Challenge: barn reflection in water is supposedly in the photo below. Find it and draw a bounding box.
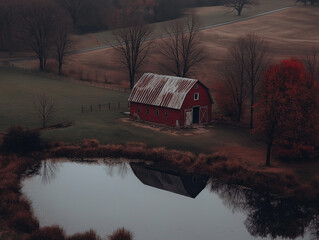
[130,163,209,198]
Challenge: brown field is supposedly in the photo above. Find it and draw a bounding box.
[66,0,294,50]
[13,6,319,94]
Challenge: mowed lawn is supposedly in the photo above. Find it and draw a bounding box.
[0,68,262,154]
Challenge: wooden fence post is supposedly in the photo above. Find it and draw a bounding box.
[108,103,111,110]
[81,106,84,112]
[90,105,93,112]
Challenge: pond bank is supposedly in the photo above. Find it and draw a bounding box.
[49,140,319,200]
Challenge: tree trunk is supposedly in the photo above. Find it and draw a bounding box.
[237,6,243,16]
[42,116,46,129]
[43,58,47,71]
[58,62,62,76]
[129,72,134,90]
[266,141,272,166]
[39,57,44,71]
[250,86,254,129]
[237,101,242,121]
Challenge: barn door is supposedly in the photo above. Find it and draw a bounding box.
[200,106,208,124]
[193,107,199,124]
[184,109,193,127]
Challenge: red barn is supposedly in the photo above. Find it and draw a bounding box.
[128,73,213,128]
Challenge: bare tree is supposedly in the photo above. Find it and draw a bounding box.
[159,13,205,78]
[222,39,249,121]
[33,93,58,128]
[304,47,319,84]
[18,0,61,71]
[223,0,258,16]
[55,14,72,76]
[112,12,153,89]
[242,33,268,129]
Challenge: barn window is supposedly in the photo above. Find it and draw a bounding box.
[165,111,168,118]
[156,109,159,116]
[146,107,149,114]
[194,84,198,89]
[194,92,199,100]
[138,106,141,113]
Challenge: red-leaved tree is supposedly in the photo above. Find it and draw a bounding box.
[256,58,319,166]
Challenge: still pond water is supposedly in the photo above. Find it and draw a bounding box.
[22,159,318,240]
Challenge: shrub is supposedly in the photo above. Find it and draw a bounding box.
[67,229,101,240]
[8,210,39,233]
[27,225,66,240]
[108,228,133,240]
[81,139,100,148]
[1,126,42,154]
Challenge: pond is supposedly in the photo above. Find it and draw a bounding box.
[22,159,319,240]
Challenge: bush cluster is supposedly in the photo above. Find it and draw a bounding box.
[108,228,133,240]
[27,227,133,240]
[0,156,39,234]
[1,126,42,155]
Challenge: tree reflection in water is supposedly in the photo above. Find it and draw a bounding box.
[104,161,129,179]
[23,160,61,184]
[41,160,61,184]
[210,179,319,240]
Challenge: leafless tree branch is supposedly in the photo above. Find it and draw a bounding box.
[304,47,319,84]
[159,12,206,78]
[222,39,249,121]
[112,11,153,89]
[32,93,58,128]
[223,0,258,16]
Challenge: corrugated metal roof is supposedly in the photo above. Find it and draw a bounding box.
[128,73,198,110]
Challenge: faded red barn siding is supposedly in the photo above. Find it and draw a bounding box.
[129,73,213,127]
[130,82,212,127]
[130,103,181,127]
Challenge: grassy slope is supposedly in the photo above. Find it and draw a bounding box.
[0,68,262,154]
[25,4,319,95]
[73,0,294,49]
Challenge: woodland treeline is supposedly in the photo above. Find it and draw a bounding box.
[0,0,223,51]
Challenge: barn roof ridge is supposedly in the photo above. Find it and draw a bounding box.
[128,73,199,110]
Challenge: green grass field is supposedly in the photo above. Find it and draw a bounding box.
[0,68,262,154]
